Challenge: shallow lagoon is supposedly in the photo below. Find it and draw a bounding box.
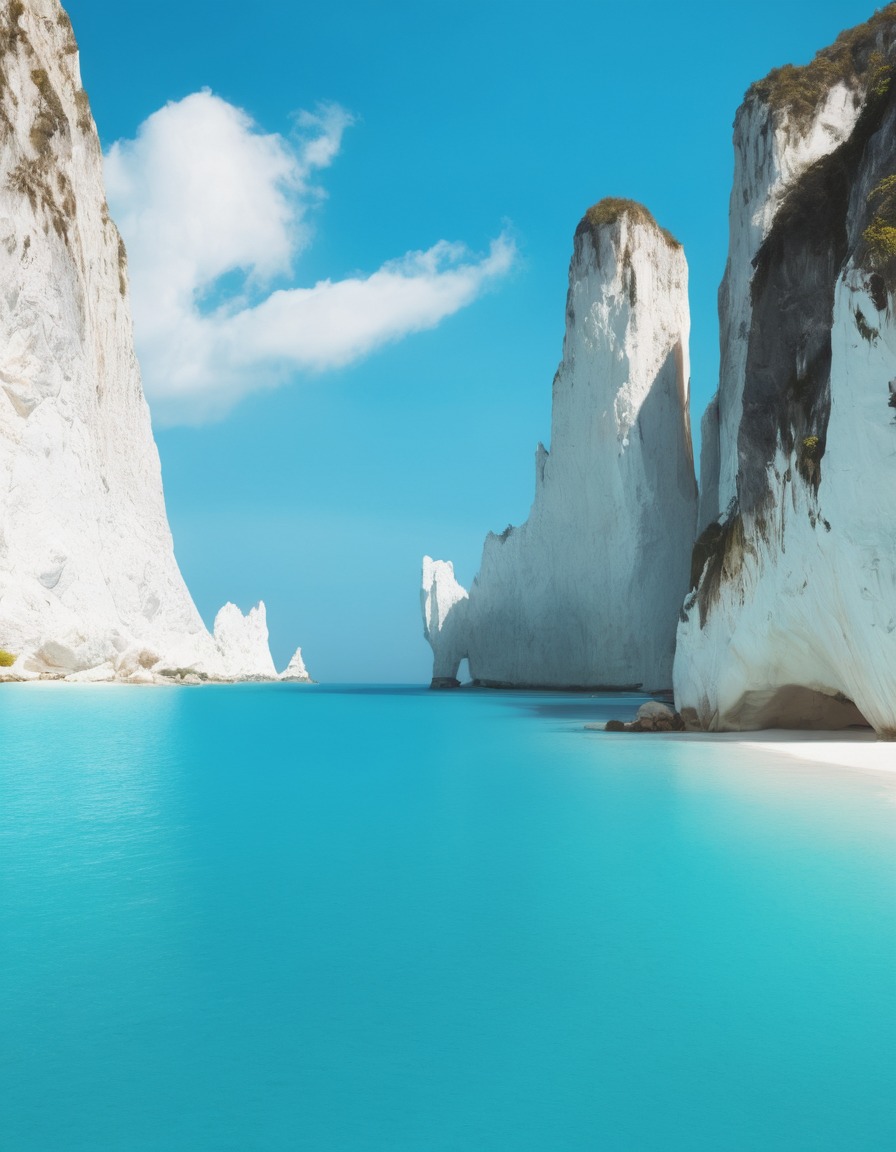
[1,684,894,1150]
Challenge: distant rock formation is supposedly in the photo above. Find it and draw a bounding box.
[675,7,896,735]
[280,646,310,682]
[211,602,277,681]
[421,557,469,688]
[422,200,697,689]
[0,0,309,683]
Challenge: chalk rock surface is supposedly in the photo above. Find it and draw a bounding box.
[212,602,278,681]
[423,200,697,689]
[675,8,896,736]
[280,647,311,682]
[0,0,306,683]
[421,557,469,688]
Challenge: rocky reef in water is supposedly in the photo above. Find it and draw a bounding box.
[423,200,698,690]
[676,6,896,736]
[0,0,309,684]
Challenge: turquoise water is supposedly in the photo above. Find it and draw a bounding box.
[1,684,894,1151]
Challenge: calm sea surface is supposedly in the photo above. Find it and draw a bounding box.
[1,684,894,1151]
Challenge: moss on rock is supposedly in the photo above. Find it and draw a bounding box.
[30,67,68,154]
[575,198,681,250]
[862,174,896,278]
[748,4,896,127]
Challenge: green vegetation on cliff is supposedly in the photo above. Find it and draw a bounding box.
[749,4,896,126]
[576,198,681,249]
[863,174,896,271]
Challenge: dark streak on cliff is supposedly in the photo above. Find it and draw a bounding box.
[739,78,896,512]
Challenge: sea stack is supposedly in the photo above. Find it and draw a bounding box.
[675,7,896,735]
[0,0,308,682]
[422,199,697,689]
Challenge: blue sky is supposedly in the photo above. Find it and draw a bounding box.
[66,0,876,682]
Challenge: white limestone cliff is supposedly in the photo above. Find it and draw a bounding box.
[423,201,697,689]
[675,8,896,736]
[0,0,308,684]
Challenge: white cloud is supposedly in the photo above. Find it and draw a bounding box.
[104,90,515,424]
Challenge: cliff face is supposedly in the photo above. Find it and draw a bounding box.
[676,7,896,735]
[423,201,697,690]
[0,0,307,682]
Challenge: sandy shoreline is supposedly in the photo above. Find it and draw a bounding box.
[677,730,895,775]
[587,724,895,776]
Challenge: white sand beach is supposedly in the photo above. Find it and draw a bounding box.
[588,723,895,776]
[678,730,895,776]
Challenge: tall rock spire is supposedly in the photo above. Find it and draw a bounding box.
[422,199,697,690]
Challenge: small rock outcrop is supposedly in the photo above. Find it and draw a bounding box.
[280,647,311,682]
[423,200,697,690]
[601,700,685,733]
[0,1,308,684]
[212,602,277,681]
[208,603,311,683]
[675,7,896,736]
[421,557,469,688]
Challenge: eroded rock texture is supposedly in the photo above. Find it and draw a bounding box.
[675,8,896,735]
[0,1,308,682]
[423,200,697,690]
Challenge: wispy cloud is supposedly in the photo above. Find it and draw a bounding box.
[104,91,515,424]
